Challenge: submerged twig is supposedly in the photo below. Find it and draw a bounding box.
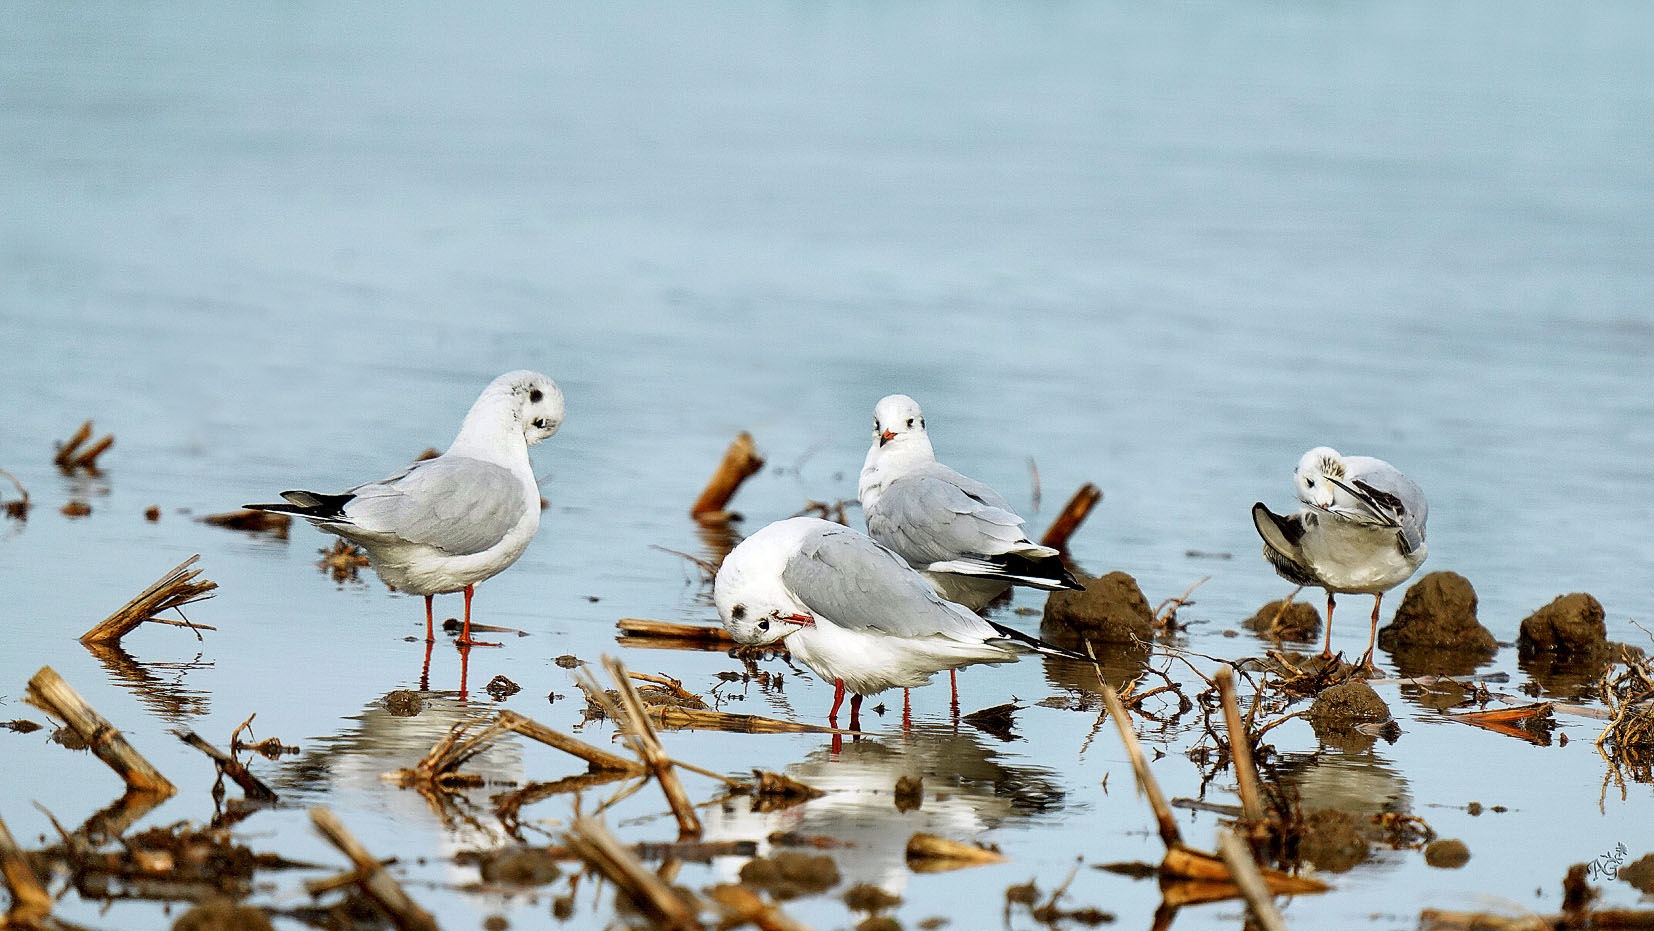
[600,656,703,838]
[564,816,704,930]
[309,807,438,931]
[0,468,29,520]
[1216,830,1291,931]
[174,730,278,802]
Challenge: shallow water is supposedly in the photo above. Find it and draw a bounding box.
[3,2,1653,929]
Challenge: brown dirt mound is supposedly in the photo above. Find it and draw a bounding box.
[1308,681,1390,726]
[1243,599,1321,642]
[1424,839,1471,868]
[1518,593,1607,657]
[1041,571,1153,644]
[1298,808,1369,872]
[1377,572,1496,651]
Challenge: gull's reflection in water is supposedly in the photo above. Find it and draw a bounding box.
[702,723,1067,894]
[274,691,525,849]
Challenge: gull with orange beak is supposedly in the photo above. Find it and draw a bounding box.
[713,517,1084,728]
[858,394,1080,612]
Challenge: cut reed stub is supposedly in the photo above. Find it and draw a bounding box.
[904,833,1008,872]
[1040,482,1102,551]
[691,431,765,522]
[79,554,218,645]
[24,666,176,797]
[310,807,439,931]
[54,419,116,472]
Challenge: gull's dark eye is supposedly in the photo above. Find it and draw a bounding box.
[906,418,914,428]
[1305,479,1315,488]
[533,418,551,429]
[529,388,544,404]
[757,618,770,632]
[731,604,746,620]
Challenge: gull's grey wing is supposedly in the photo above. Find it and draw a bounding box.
[782,524,995,641]
[865,468,1034,569]
[339,455,529,555]
[1252,503,1323,587]
[1331,456,1428,554]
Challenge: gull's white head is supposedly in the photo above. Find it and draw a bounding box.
[871,394,927,449]
[450,370,566,459]
[509,371,566,445]
[1293,446,1344,509]
[713,520,816,647]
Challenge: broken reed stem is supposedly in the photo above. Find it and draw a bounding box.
[1216,830,1292,931]
[173,730,277,802]
[310,807,438,931]
[25,666,176,797]
[1039,482,1102,550]
[1215,666,1266,825]
[690,432,765,520]
[1101,684,1181,850]
[0,810,53,923]
[71,435,115,470]
[496,710,646,776]
[565,816,704,931]
[79,554,218,645]
[53,420,93,467]
[602,657,703,839]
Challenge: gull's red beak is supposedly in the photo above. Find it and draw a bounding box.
[879,430,896,446]
[778,613,815,627]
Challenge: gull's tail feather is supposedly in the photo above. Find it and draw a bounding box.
[927,550,1083,592]
[1251,503,1321,587]
[244,490,354,520]
[986,620,1092,662]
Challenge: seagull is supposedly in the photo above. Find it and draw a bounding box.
[858,394,1081,611]
[1251,446,1428,668]
[713,516,1084,728]
[248,370,564,648]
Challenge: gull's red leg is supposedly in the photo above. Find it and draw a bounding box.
[828,679,846,724]
[1320,592,1337,659]
[849,693,863,732]
[424,595,436,643]
[456,584,501,648]
[1358,594,1384,671]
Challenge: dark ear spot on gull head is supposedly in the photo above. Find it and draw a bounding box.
[731,604,746,620]
[529,388,543,404]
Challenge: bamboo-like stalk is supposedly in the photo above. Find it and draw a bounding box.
[25,666,176,797]
[53,420,93,467]
[1215,666,1266,825]
[0,810,52,923]
[496,710,645,775]
[70,435,115,471]
[564,816,704,931]
[690,432,765,521]
[1101,684,1181,849]
[78,555,218,645]
[309,807,438,931]
[174,730,278,801]
[602,657,703,839]
[1216,830,1291,931]
[1039,482,1102,550]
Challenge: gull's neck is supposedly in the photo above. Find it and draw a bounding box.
[858,434,935,509]
[445,392,529,471]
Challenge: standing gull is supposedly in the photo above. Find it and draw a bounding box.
[713,516,1084,728]
[1251,446,1428,667]
[248,370,564,647]
[858,394,1081,611]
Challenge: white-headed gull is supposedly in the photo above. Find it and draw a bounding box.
[1252,446,1428,667]
[858,394,1080,611]
[713,516,1083,727]
[248,370,564,647]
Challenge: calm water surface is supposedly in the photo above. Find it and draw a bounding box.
[3,3,1652,929]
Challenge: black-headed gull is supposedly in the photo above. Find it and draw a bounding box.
[858,394,1080,611]
[1251,446,1428,667]
[248,370,564,647]
[713,516,1083,728]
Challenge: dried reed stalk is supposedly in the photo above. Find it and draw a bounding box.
[25,666,175,797]
[496,710,645,775]
[564,816,704,930]
[78,555,218,645]
[1215,666,1266,825]
[53,420,93,467]
[690,432,764,521]
[648,706,854,735]
[1039,482,1102,550]
[904,832,1009,872]
[0,810,52,923]
[1216,829,1291,931]
[309,807,438,931]
[602,657,702,838]
[387,716,510,788]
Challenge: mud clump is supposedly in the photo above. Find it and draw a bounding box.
[1298,808,1369,872]
[1243,599,1320,642]
[1518,593,1608,658]
[738,851,841,900]
[1377,572,1497,675]
[845,883,902,913]
[1308,681,1390,726]
[1620,853,1654,893]
[1041,571,1153,644]
[893,775,923,812]
[477,846,562,886]
[383,690,422,717]
[1424,839,1470,868]
[173,900,275,931]
[856,918,902,931]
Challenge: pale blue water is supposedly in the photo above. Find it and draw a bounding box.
[3,3,1652,929]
